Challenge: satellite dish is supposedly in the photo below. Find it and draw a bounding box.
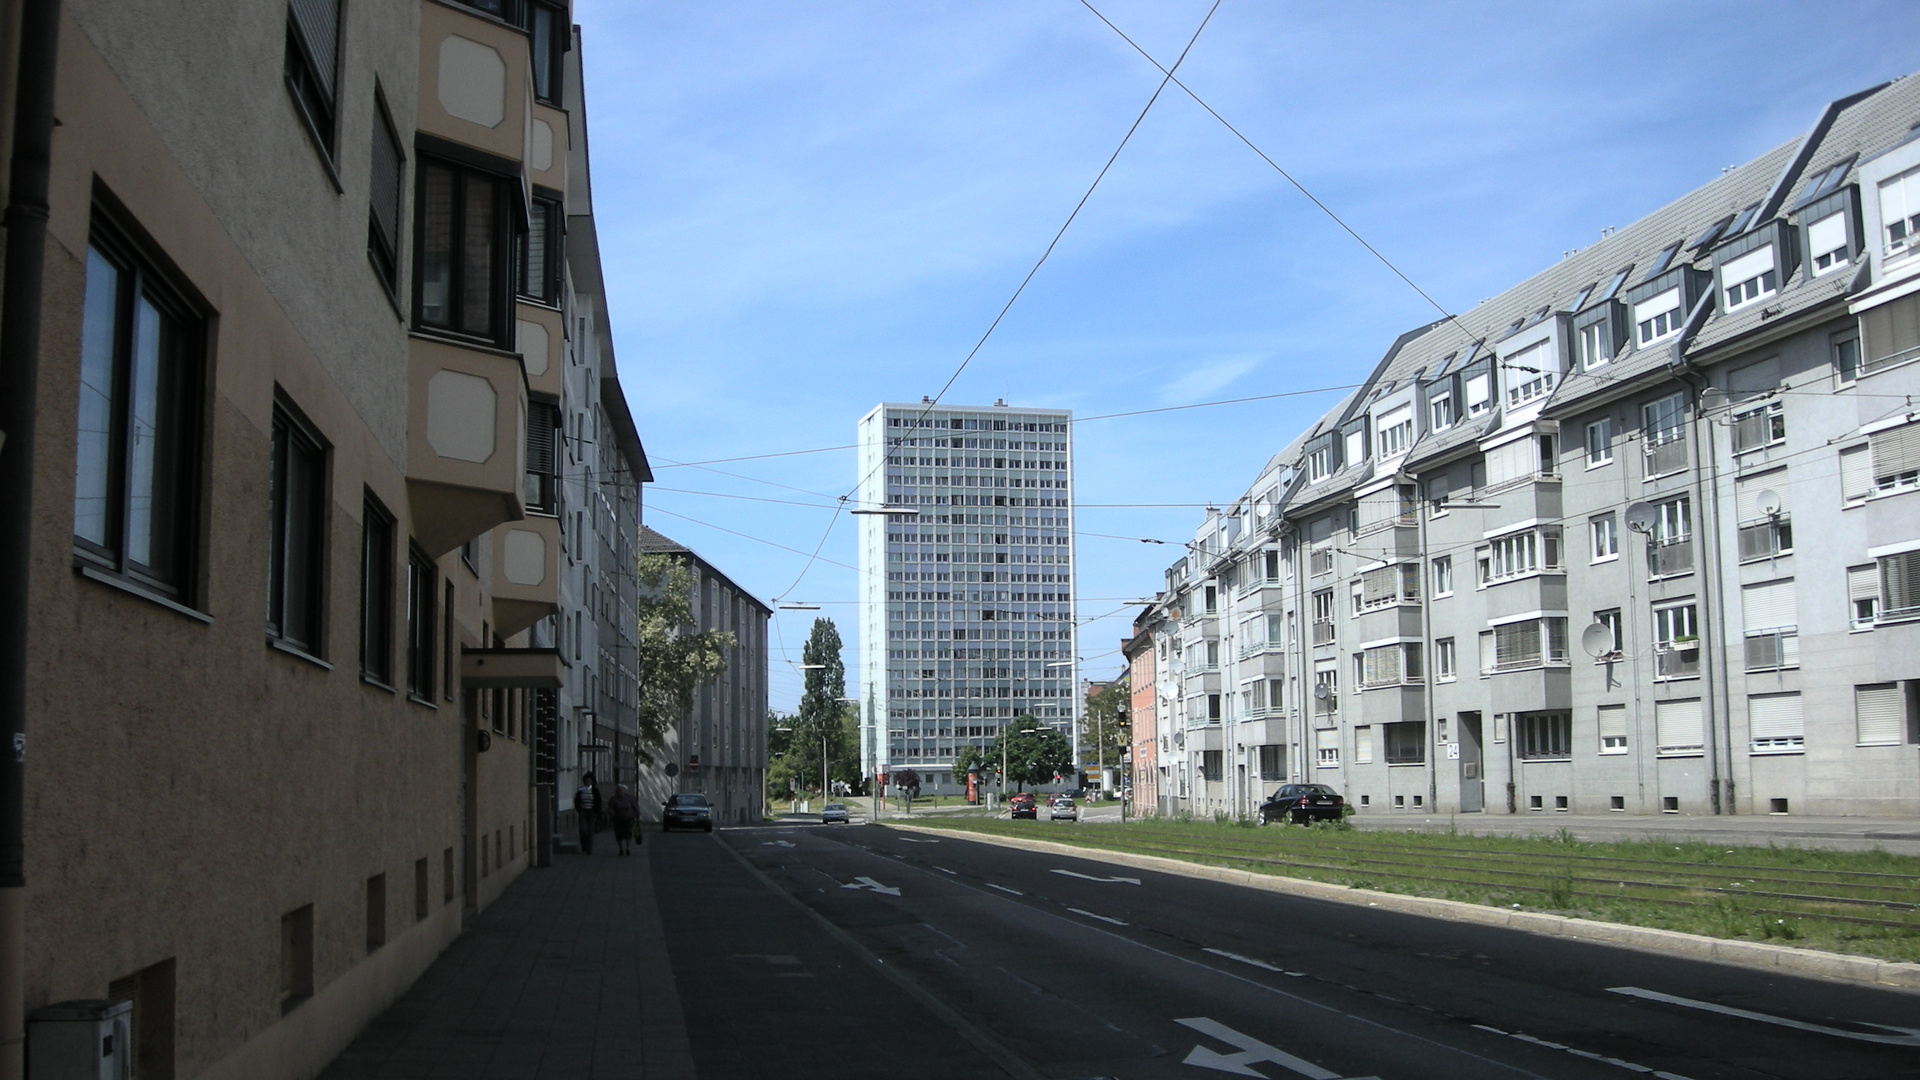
[1623,501,1658,535]
[1256,503,1272,518]
[1313,683,1331,701]
[1581,622,1616,659]
[1700,386,1729,413]
[1755,489,1782,518]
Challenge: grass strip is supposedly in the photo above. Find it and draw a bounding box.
[907,817,1920,964]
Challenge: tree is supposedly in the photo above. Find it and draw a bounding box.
[765,710,801,801]
[950,743,991,796]
[785,618,852,797]
[633,551,736,763]
[988,720,1073,791]
[1080,678,1129,774]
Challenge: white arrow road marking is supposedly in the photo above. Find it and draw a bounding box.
[1068,907,1128,926]
[841,876,902,896]
[1052,868,1142,884]
[1609,986,1920,1047]
[986,882,1023,896]
[1204,948,1305,977]
[760,840,796,848]
[1175,1017,1343,1079]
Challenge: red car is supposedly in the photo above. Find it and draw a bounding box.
[1009,793,1038,819]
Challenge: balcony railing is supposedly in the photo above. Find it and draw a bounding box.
[1655,645,1700,680]
[1238,638,1285,661]
[1645,434,1688,478]
[1309,549,1334,577]
[1744,631,1799,672]
[1648,538,1693,578]
[1312,621,1336,647]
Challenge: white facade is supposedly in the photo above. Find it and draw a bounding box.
[857,402,1079,791]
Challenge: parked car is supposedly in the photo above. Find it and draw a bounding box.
[662,792,714,832]
[1258,783,1345,825]
[1049,796,1078,821]
[1009,793,1038,819]
[820,802,849,824]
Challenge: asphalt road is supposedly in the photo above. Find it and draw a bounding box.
[655,821,1920,1080]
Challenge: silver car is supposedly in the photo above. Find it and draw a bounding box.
[820,802,849,824]
[1049,797,1078,821]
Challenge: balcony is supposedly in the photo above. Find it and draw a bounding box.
[1644,435,1688,479]
[419,3,534,165]
[1744,631,1799,672]
[1655,644,1700,680]
[462,646,564,689]
[1648,538,1693,579]
[491,516,561,637]
[407,337,528,556]
[1312,620,1336,647]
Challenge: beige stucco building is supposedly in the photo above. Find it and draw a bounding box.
[0,2,651,1078]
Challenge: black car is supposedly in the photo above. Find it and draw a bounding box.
[1258,783,1345,824]
[662,792,714,832]
[1009,793,1038,819]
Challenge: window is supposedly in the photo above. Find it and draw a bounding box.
[1833,331,1860,387]
[1476,527,1560,585]
[1359,643,1421,688]
[1262,549,1281,581]
[1720,245,1778,311]
[1432,555,1453,597]
[1465,372,1493,416]
[1653,601,1698,679]
[1313,667,1337,714]
[1307,447,1331,482]
[1504,339,1555,408]
[268,403,329,655]
[1635,287,1683,346]
[1353,725,1374,764]
[1878,165,1920,258]
[1200,750,1222,782]
[530,1,567,104]
[1591,514,1618,561]
[1840,444,1872,502]
[1730,401,1784,454]
[1807,212,1849,276]
[1869,422,1920,493]
[1429,391,1454,431]
[1749,692,1804,753]
[1315,728,1339,767]
[1735,481,1792,561]
[1648,497,1692,577]
[526,399,560,513]
[284,0,340,158]
[406,547,437,700]
[1855,682,1906,746]
[1434,638,1455,680]
[360,496,396,684]
[368,90,406,293]
[1258,745,1284,781]
[1482,617,1568,672]
[71,225,206,601]
[1598,704,1628,754]
[415,156,516,346]
[1656,698,1704,756]
[1742,578,1798,672]
[517,196,563,304]
[1881,550,1920,621]
[1516,712,1570,760]
[1594,609,1623,660]
[1376,406,1413,457]
[1583,418,1613,467]
[1577,319,1609,371]
[1311,589,1335,645]
[1384,722,1425,764]
[1849,564,1880,628]
[1643,393,1687,475]
[1356,563,1419,611]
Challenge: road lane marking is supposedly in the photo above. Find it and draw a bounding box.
[986,882,1023,895]
[899,837,940,843]
[1052,868,1142,884]
[1473,1020,1689,1077]
[1203,948,1305,977]
[935,866,956,874]
[1068,907,1128,926]
[841,876,902,896]
[1609,986,1920,1047]
[1175,1017,1341,1079]
[761,840,796,848]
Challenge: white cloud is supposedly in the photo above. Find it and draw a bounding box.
[1155,353,1262,406]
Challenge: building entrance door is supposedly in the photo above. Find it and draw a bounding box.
[1458,712,1484,813]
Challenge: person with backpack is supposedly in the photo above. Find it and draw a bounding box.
[573,772,602,854]
[607,784,641,855]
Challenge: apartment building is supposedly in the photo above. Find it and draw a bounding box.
[1123,611,1160,813]
[636,526,772,825]
[1144,75,1920,821]
[857,400,1079,794]
[0,3,655,1078]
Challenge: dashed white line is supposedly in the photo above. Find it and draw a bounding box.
[1472,1021,1691,1078]
[986,882,1023,896]
[1068,907,1128,926]
[1203,948,1305,976]
[934,866,956,875]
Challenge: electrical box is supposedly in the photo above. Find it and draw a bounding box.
[27,1000,129,1080]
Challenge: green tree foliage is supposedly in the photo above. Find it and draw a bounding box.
[634,551,735,762]
[1080,678,1130,771]
[765,710,801,800]
[950,743,991,793]
[779,618,855,796]
[988,719,1073,791]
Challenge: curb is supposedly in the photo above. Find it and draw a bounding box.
[887,823,1920,995]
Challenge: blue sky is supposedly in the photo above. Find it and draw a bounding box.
[573,0,1920,713]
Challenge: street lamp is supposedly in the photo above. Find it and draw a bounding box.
[778,603,821,611]
[849,506,921,516]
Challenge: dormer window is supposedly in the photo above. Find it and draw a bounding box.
[1635,288,1683,346]
[1578,321,1607,370]
[1429,390,1455,431]
[1307,447,1332,483]
[1796,157,1855,208]
[1720,244,1778,311]
[1878,165,1920,259]
[1728,203,1760,235]
[1343,429,1365,466]
[1647,243,1682,277]
[1807,212,1850,275]
[1598,265,1633,302]
[1465,371,1493,417]
[1376,406,1413,457]
[1503,339,1555,408]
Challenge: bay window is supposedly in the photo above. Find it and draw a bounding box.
[415,154,517,347]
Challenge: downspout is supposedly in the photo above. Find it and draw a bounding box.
[0,3,61,1078]
[1667,289,1730,814]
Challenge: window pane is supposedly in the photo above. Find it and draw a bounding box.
[126,296,165,569]
[419,163,454,327]
[74,248,121,548]
[460,176,495,336]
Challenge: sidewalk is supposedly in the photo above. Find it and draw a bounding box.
[1348,812,1920,855]
[315,839,694,1080]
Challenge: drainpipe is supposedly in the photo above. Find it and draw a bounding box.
[0,3,62,1077]
[1668,290,1730,814]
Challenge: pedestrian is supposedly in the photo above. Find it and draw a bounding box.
[573,772,601,854]
[608,784,640,855]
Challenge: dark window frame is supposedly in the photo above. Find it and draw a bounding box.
[412,143,520,349]
[284,0,343,172]
[268,397,331,657]
[360,492,396,686]
[517,193,564,305]
[72,195,209,606]
[367,82,407,298]
[530,1,568,106]
[407,545,438,702]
